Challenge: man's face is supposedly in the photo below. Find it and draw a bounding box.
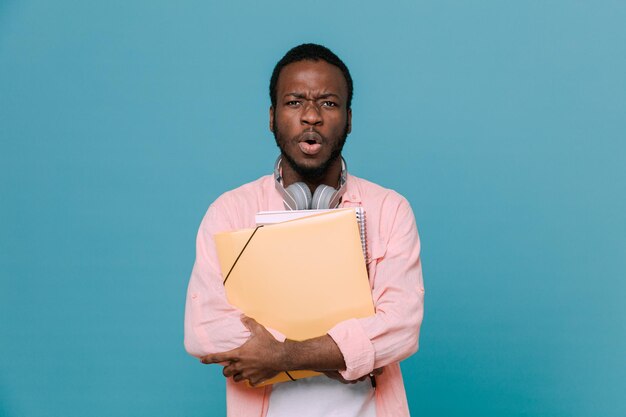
[270,60,352,180]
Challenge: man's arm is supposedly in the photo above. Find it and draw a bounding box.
[201,316,346,386]
[326,195,425,380]
[184,199,287,358]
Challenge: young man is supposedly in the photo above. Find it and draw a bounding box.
[184,43,425,417]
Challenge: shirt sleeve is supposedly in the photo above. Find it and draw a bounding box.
[184,200,285,359]
[327,196,425,380]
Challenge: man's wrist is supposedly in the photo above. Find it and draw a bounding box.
[280,339,297,371]
[278,336,345,372]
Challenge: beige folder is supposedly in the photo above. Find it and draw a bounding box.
[214,208,375,386]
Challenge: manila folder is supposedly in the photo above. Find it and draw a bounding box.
[214,208,375,385]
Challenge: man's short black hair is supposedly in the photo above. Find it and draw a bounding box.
[270,43,353,109]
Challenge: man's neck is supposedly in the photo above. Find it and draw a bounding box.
[281,157,343,193]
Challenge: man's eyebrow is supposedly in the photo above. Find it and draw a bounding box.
[284,92,341,99]
[284,92,306,99]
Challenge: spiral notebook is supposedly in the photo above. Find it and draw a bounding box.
[255,207,368,262]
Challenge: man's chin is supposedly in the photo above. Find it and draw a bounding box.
[283,153,333,180]
[290,162,328,180]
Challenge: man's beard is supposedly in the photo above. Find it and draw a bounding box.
[273,118,349,181]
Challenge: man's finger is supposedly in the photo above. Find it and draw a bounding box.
[240,316,260,333]
[321,371,350,384]
[200,353,227,364]
[200,349,238,364]
[249,376,267,387]
[223,363,240,378]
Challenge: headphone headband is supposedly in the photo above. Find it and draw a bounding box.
[274,156,348,210]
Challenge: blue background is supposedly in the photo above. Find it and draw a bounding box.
[1,1,624,416]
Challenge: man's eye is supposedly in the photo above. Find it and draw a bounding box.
[286,101,301,106]
[321,101,337,107]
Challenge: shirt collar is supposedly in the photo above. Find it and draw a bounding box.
[340,173,362,205]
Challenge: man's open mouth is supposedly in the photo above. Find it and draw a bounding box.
[298,133,323,155]
[300,131,322,145]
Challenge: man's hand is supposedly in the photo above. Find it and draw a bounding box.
[200,315,348,386]
[320,367,384,384]
[200,316,284,386]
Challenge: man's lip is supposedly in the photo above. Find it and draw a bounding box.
[299,131,322,144]
[299,141,322,155]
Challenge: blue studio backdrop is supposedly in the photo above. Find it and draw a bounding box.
[1,1,624,416]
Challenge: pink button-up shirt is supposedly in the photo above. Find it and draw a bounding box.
[185,173,425,417]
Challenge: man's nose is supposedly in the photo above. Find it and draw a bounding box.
[301,101,322,126]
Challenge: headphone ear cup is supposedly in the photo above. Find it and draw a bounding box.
[284,182,312,210]
[311,185,337,210]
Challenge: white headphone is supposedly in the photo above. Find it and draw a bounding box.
[274,156,348,210]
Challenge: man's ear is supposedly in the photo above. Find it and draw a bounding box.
[346,108,352,134]
[269,106,275,132]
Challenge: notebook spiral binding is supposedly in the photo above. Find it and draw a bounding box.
[355,207,368,263]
